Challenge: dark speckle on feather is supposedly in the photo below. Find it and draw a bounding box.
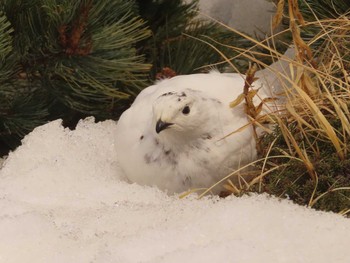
[140,135,144,140]
[160,92,175,97]
[154,138,159,145]
[144,153,160,164]
[202,133,212,140]
[168,156,178,166]
[182,176,192,186]
[163,148,177,166]
[211,98,222,104]
[204,147,211,153]
[201,159,209,165]
[144,149,177,166]
[144,154,151,164]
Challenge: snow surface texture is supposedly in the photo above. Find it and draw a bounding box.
[1,118,350,263]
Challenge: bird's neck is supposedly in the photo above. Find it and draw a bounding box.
[156,129,214,153]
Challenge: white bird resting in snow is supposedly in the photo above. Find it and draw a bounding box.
[116,50,294,194]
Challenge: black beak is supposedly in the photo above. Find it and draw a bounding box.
[156,119,173,134]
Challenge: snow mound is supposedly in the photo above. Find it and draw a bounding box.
[0,118,350,263]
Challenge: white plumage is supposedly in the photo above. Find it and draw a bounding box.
[116,72,267,194]
[115,48,294,194]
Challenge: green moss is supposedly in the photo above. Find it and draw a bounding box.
[244,0,350,215]
[254,123,350,215]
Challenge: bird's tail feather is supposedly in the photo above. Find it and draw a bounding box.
[255,47,296,97]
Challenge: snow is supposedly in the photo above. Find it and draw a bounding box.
[0,118,350,263]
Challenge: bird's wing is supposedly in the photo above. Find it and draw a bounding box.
[255,47,296,97]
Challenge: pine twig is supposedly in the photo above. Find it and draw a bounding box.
[58,1,93,56]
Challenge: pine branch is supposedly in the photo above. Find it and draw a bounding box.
[0,11,49,149]
[1,0,151,116]
[0,1,152,153]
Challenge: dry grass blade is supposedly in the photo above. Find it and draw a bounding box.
[198,155,305,199]
[339,209,350,217]
[325,94,350,137]
[179,188,210,199]
[223,179,241,194]
[290,81,345,160]
[272,0,285,30]
[198,0,350,213]
[276,117,317,180]
[219,113,274,142]
[198,158,265,198]
[229,63,275,154]
[309,187,350,208]
[288,0,317,74]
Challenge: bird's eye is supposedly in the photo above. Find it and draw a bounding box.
[182,105,190,115]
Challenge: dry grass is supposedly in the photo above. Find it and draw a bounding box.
[195,0,350,215]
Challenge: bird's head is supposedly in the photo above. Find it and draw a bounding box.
[152,89,214,138]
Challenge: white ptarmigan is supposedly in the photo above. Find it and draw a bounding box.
[115,50,294,194]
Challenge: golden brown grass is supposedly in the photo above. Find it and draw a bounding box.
[190,0,350,215]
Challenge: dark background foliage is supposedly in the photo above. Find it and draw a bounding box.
[0,0,246,155]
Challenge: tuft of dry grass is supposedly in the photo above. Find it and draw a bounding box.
[195,0,350,215]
